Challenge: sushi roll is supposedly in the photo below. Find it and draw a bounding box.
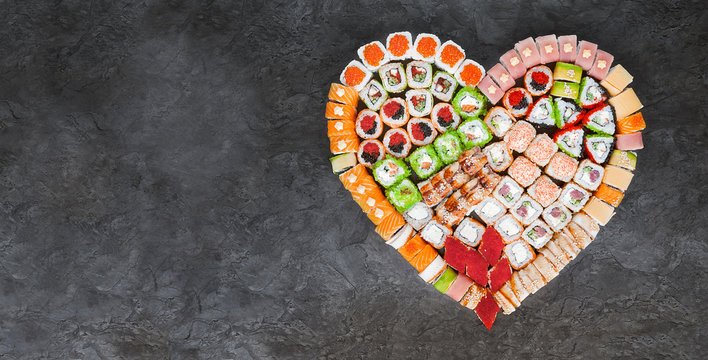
[499,49,526,80]
[455,59,485,87]
[478,75,504,105]
[515,37,542,68]
[375,211,407,241]
[508,156,541,187]
[405,89,433,117]
[553,62,583,83]
[554,98,583,129]
[493,176,524,208]
[616,112,646,134]
[454,218,485,247]
[386,224,415,249]
[553,126,584,158]
[339,60,373,91]
[588,50,614,80]
[608,150,637,171]
[583,104,616,135]
[386,178,423,213]
[504,240,536,270]
[357,139,385,167]
[574,160,605,191]
[435,40,466,73]
[609,88,643,120]
[577,76,608,109]
[457,119,493,149]
[600,64,633,97]
[575,40,598,71]
[615,132,644,151]
[406,61,433,89]
[429,71,458,102]
[504,120,537,153]
[407,145,443,180]
[542,202,573,232]
[372,156,410,188]
[357,41,390,71]
[412,33,440,62]
[545,152,579,182]
[594,183,625,207]
[433,131,464,165]
[382,128,412,158]
[386,31,413,60]
[602,165,634,191]
[583,197,615,226]
[458,147,488,176]
[522,219,553,250]
[407,117,437,146]
[550,81,580,99]
[433,267,458,293]
[418,176,452,207]
[585,134,615,163]
[452,87,488,120]
[528,176,561,207]
[379,97,409,128]
[524,134,558,167]
[536,34,560,63]
[510,195,543,226]
[559,182,591,212]
[495,214,524,244]
[416,251,445,280]
[478,226,506,266]
[475,196,506,225]
[483,141,513,172]
[557,35,578,63]
[502,88,533,118]
[328,83,359,106]
[420,219,451,248]
[526,95,556,127]
[488,63,515,92]
[355,109,383,139]
[325,101,357,121]
[441,162,472,189]
[524,65,554,96]
[329,135,359,155]
[378,62,407,93]
[359,79,388,111]
[329,152,357,174]
[327,119,356,138]
[572,212,600,239]
[484,106,516,138]
[403,201,433,231]
[431,103,461,133]
[446,274,475,302]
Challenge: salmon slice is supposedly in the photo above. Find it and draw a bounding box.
[339,164,368,191]
[366,201,396,226]
[594,183,625,207]
[329,135,359,155]
[410,245,439,273]
[325,101,356,121]
[350,182,386,213]
[327,119,356,138]
[375,212,406,241]
[617,112,646,134]
[398,235,427,262]
[328,83,358,107]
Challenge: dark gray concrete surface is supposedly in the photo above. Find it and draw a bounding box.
[0,0,706,359]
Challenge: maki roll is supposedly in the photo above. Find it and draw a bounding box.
[433,131,464,164]
[616,112,646,134]
[372,155,410,188]
[357,41,390,71]
[407,117,437,146]
[588,50,614,80]
[504,240,535,270]
[536,34,560,63]
[403,202,433,231]
[545,152,579,182]
[484,106,516,138]
[454,218,485,247]
[457,119,493,149]
[608,150,637,171]
[407,145,443,180]
[602,165,634,192]
[431,103,461,133]
[553,62,583,83]
[524,65,554,96]
[495,215,524,244]
[583,104,616,135]
[406,61,433,89]
[550,81,580,99]
[558,35,578,63]
[412,33,440,62]
[515,37,542,68]
[433,267,458,294]
[406,89,433,117]
[524,134,558,167]
[583,197,615,226]
[483,141,513,172]
[475,196,506,225]
[585,134,614,163]
[378,62,407,93]
[575,40,598,71]
[435,40,466,73]
[553,126,584,158]
[526,95,556,126]
[339,60,372,91]
[522,219,553,249]
[329,152,357,174]
[609,88,643,120]
[493,176,524,208]
[359,79,388,111]
[329,135,359,155]
[386,31,413,60]
[325,101,357,121]
[357,139,385,167]
[504,120,537,153]
[573,159,605,191]
[502,88,533,118]
[542,202,572,232]
[383,128,412,158]
[488,63,515,92]
[500,49,526,80]
[379,97,409,128]
[594,183,625,207]
[455,59,485,87]
[327,119,356,138]
[508,156,541,187]
[554,98,583,129]
[429,71,458,102]
[386,178,423,213]
[355,109,383,139]
[328,83,359,106]
[528,176,561,207]
[453,87,488,120]
[600,64,633,97]
[478,75,504,105]
[577,76,608,109]
[421,219,452,249]
[559,182,591,212]
[511,195,543,226]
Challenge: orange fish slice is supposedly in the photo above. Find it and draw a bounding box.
[410,245,439,273]
[328,83,358,107]
[327,120,356,138]
[349,179,386,213]
[594,183,625,207]
[325,101,356,121]
[329,135,359,155]
[617,112,646,134]
[366,201,397,226]
[375,212,406,240]
[398,235,427,262]
[339,164,368,191]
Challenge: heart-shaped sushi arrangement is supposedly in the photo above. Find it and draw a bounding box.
[326,32,645,330]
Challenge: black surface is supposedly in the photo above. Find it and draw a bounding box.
[0,1,706,359]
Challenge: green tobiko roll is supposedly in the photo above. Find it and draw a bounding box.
[452,86,488,119]
[386,178,423,213]
[407,145,443,180]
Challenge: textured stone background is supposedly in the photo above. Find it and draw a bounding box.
[0,0,706,359]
